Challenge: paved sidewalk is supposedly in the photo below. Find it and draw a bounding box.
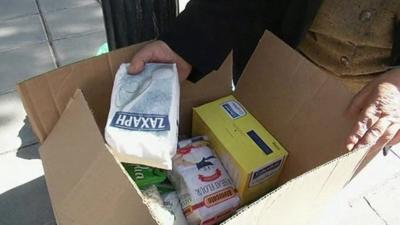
[0,0,106,224]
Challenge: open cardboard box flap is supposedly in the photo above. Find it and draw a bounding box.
[39,90,158,225]
[17,31,374,225]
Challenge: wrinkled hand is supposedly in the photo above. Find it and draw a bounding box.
[128,40,192,82]
[346,69,400,152]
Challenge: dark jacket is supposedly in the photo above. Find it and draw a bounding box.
[161,0,400,83]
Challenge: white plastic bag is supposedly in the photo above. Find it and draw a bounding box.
[169,137,240,225]
[142,186,175,225]
[162,191,188,225]
[142,187,188,225]
[105,63,180,169]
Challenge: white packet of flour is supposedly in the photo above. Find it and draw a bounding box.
[105,63,180,169]
[169,137,240,225]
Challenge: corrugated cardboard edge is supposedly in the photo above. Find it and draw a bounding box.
[40,89,158,225]
[16,84,47,142]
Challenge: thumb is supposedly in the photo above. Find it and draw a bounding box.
[127,49,153,75]
[128,59,145,75]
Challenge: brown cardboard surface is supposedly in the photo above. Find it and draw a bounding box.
[16,42,149,143]
[17,30,376,225]
[40,90,157,225]
[18,42,232,225]
[179,53,233,134]
[223,147,369,225]
[234,31,357,184]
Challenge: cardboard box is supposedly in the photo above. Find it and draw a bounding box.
[192,95,288,204]
[17,31,376,225]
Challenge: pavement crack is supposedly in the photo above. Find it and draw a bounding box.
[34,0,60,67]
[0,142,39,156]
[363,196,389,225]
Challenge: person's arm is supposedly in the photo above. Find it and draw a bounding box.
[129,0,284,82]
[389,20,400,67]
[159,0,239,82]
[128,0,239,81]
[344,20,400,152]
[161,0,286,82]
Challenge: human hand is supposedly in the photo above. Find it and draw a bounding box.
[128,40,192,82]
[345,69,400,152]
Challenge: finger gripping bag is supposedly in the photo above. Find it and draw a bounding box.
[169,137,240,225]
[105,63,180,170]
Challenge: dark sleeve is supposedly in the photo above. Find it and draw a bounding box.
[160,1,286,82]
[390,20,400,66]
[160,0,239,82]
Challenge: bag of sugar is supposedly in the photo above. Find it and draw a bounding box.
[105,63,179,169]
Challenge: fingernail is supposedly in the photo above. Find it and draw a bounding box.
[346,143,355,151]
[349,135,358,142]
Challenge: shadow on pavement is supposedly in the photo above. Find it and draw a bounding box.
[16,117,39,160]
[16,142,40,160]
[0,176,55,225]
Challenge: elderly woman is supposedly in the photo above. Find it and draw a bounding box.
[128,0,400,154]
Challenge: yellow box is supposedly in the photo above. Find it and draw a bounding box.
[192,95,288,204]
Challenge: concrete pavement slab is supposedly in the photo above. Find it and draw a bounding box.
[0,42,56,94]
[0,144,55,225]
[0,14,47,52]
[0,91,38,153]
[0,144,54,225]
[0,0,38,21]
[38,0,98,13]
[53,30,106,66]
[0,170,55,225]
[0,144,43,194]
[43,3,104,40]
